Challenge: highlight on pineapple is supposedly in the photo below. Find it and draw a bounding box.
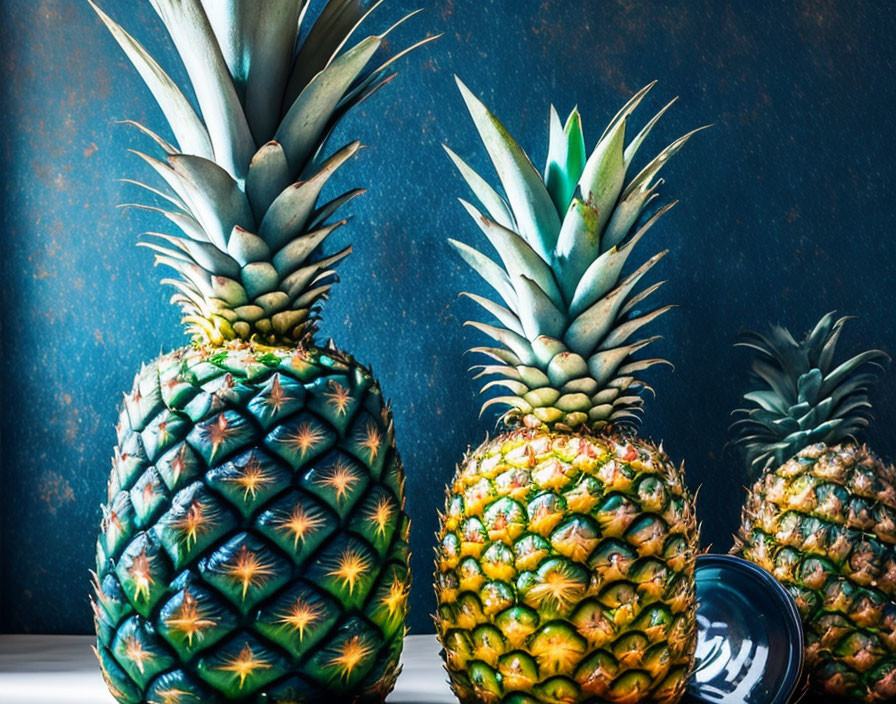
[434,77,705,704]
[88,2,434,702]
[732,313,896,703]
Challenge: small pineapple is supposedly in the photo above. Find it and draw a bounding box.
[88,2,432,702]
[434,79,704,704]
[732,313,896,702]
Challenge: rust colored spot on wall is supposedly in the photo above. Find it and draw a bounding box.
[38,471,76,515]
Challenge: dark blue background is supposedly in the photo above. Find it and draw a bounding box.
[3,0,895,635]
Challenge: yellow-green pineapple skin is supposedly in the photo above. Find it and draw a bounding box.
[435,430,698,704]
[438,78,702,704]
[731,314,894,702]
[736,442,896,703]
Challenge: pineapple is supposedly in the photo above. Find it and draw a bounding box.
[433,79,704,704]
[88,2,433,702]
[732,313,896,702]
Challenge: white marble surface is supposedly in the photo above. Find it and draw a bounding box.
[0,634,454,703]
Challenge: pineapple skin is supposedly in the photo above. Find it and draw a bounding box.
[93,342,410,704]
[434,429,698,704]
[735,442,896,703]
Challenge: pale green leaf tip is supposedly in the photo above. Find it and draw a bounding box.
[454,75,478,107]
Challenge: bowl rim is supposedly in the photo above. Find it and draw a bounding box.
[688,553,805,704]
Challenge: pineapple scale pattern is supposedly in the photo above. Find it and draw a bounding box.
[435,431,698,704]
[92,343,410,704]
[737,443,896,701]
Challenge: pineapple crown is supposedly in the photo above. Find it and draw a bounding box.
[92,0,435,346]
[732,312,889,474]
[448,78,703,432]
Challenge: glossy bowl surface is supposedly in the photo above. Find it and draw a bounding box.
[683,554,804,704]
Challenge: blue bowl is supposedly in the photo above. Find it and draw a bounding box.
[683,554,804,704]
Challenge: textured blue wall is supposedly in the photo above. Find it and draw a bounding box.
[2,0,896,635]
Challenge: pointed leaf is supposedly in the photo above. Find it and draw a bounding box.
[119,177,184,211]
[150,0,255,177]
[513,275,567,340]
[818,315,849,371]
[240,261,279,298]
[465,322,537,366]
[246,141,291,218]
[198,0,254,95]
[456,77,561,260]
[830,373,881,407]
[139,241,193,265]
[294,283,332,309]
[617,358,670,376]
[315,29,441,159]
[821,350,890,397]
[272,222,343,278]
[227,226,271,266]
[310,189,366,229]
[564,252,666,356]
[599,82,655,142]
[88,1,213,158]
[471,365,520,381]
[143,232,240,278]
[276,36,380,173]
[201,0,301,142]
[283,246,352,299]
[545,107,586,214]
[621,126,708,202]
[122,201,208,243]
[131,150,194,205]
[599,306,674,350]
[153,255,215,298]
[833,398,872,421]
[569,203,674,316]
[482,379,529,396]
[283,0,364,109]
[624,98,676,167]
[119,119,177,154]
[168,154,255,251]
[743,390,789,415]
[462,293,525,336]
[602,178,662,252]
[325,32,440,144]
[751,360,797,405]
[588,337,660,386]
[259,141,360,251]
[449,239,518,311]
[553,198,602,299]
[460,200,564,309]
[619,280,666,318]
[469,346,523,367]
[480,396,532,417]
[577,113,627,239]
[444,145,515,230]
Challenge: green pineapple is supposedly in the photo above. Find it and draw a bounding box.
[433,79,704,704]
[732,313,896,702]
[88,2,433,702]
